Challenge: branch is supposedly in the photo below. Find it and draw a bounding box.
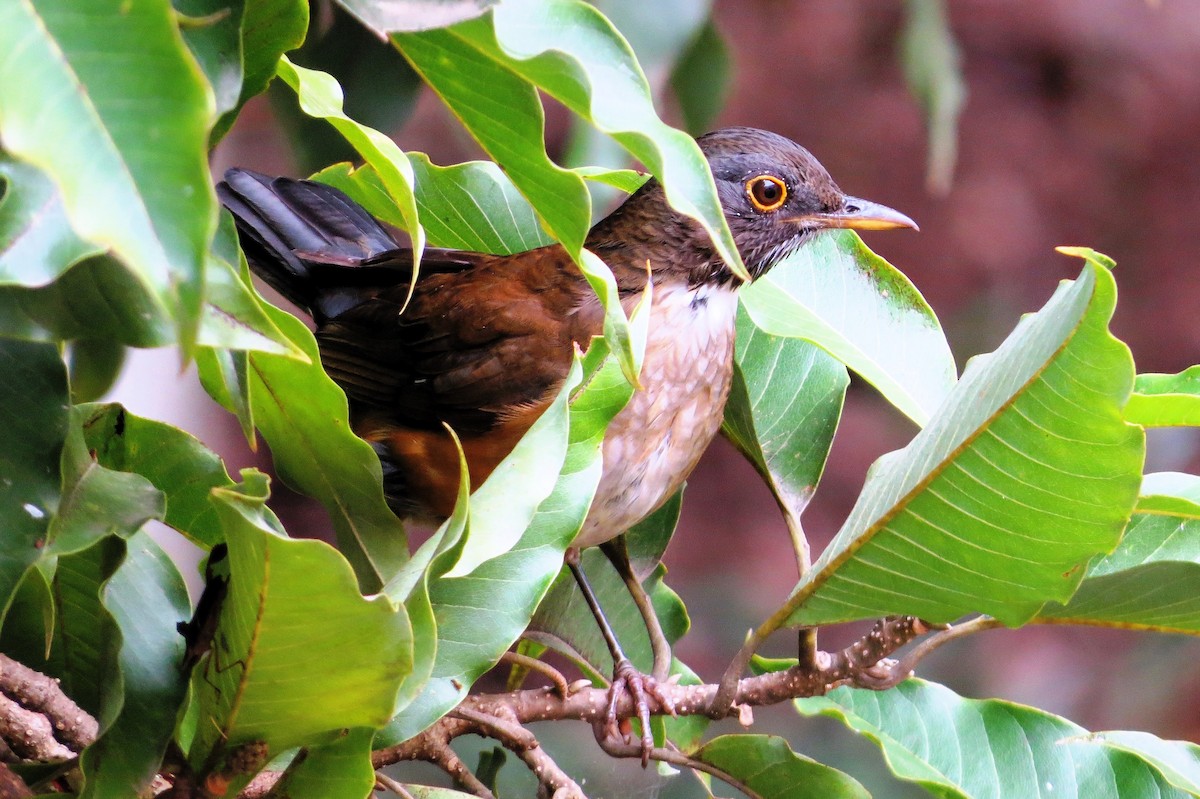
[370,615,943,790]
[0,653,98,753]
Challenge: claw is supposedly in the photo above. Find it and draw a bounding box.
[605,659,676,767]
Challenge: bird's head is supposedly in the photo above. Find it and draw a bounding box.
[587,127,916,286]
[699,127,917,280]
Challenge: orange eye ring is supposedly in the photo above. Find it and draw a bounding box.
[746,175,787,212]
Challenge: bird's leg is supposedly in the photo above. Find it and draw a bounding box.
[599,538,672,683]
[564,547,675,767]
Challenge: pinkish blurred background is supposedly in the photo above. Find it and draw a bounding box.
[114,1,1200,789]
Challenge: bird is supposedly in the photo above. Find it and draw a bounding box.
[218,126,916,760]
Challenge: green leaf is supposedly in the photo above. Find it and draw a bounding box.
[0,215,294,354]
[783,260,1143,629]
[694,734,870,799]
[336,0,497,36]
[528,492,685,679]
[263,727,376,799]
[383,338,636,743]
[0,255,173,346]
[67,339,126,404]
[401,0,746,279]
[79,403,236,549]
[0,0,217,348]
[1126,367,1200,428]
[188,474,411,787]
[796,679,1193,799]
[1035,472,1200,634]
[243,304,409,591]
[175,0,245,125]
[403,788,481,799]
[276,57,424,265]
[278,6,422,174]
[0,339,68,621]
[900,0,966,195]
[196,346,255,445]
[80,532,190,799]
[669,17,731,135]
[208,0,309,142]
[46,537,126,719]
[393,22,589,251]
[314,156,553,254]
[739,230,954,426]
[1079,731,1200,796]
[196,213,303,356]
[723,305,849,536]
[45,414,165,557]
[0,154,100,287]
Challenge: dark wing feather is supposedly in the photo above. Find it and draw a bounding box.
[218,168,599,436]
[316,246,598,435]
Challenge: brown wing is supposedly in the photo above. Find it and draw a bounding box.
[314,244,599,436]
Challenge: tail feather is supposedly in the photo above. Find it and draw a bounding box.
[217,169,401,313]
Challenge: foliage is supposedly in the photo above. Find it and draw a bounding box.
[0,1,1193,798]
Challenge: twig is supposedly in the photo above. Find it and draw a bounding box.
[886,615,1001,681]
[593,727,758,798]
[0,653,98,752]
[374,770,416,799]
[498,650,571,697]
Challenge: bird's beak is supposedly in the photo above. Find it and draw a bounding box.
[786,196,919,232]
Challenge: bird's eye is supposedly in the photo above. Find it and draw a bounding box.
[746,175,787,212]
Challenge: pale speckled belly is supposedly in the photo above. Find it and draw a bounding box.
[573,282,739,547]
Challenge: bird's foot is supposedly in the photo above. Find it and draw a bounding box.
[603,658,676,767]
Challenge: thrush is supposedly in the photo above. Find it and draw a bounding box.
[219,126,916,759]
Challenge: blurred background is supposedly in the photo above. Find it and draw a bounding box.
[111,0,1200,794]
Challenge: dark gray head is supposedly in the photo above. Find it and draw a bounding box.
[587,126,916,286]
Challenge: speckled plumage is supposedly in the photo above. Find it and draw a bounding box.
[218,127,915,546]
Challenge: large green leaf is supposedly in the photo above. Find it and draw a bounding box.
[276,57,424,265]
[0,0,216,347]
[0,212,296,355]
[188,474,411,790]
[694,735,870,799]
[45,415,164,558]
[336,0,496,36]
[782,258,1143,629]
[314,157,554,254]
[0,256,172,346]
[739,230,954,426]
[260,727,376,799]
[383,337,636,743]
[80,403,236,549]
[1079,731,1200,796]
[238,305,409,592]
[399,0,746,278]
[80,532,190,799]
[1125,367,1200,428]
[1036,472,1200,634]
[206,0,309,142]
[44,537,126,720]
[723,305,849,537]
[0,155,99,287]
[0,340,68,620]
[798,680,1194,799]
[196,214,302,356]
